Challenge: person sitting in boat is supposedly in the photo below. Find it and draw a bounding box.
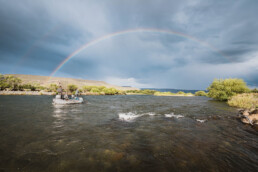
[64,91,69,100]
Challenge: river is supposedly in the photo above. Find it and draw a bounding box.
[0,95,257,171]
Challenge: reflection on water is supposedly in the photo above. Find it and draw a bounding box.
[0,95,257,171]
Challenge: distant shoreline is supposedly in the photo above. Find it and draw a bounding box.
[0,91,119,96]
[126,93,194,96]
[0,91,195,96]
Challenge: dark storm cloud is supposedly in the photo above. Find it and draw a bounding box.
[104,0,183,29]
[0,0,257,88]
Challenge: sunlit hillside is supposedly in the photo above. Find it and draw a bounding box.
[5,74,139,91]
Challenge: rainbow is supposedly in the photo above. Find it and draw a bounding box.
[50,28,228,77]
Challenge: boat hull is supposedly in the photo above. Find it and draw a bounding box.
[53,97,83,105]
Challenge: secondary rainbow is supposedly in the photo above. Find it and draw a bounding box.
[50,28,228,77]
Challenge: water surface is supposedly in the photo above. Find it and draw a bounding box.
[0,95,257,171]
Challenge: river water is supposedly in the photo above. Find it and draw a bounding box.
[0,95,257,171]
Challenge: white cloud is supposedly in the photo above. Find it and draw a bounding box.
[105,77,151,88]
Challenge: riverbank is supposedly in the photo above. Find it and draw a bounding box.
[0,91,127,96]
[238,108,258,125]
[0,91,55,95]
[154,92,194,96]
[227,93,258,125]
[0,91,195,96]
[0,91,123,96]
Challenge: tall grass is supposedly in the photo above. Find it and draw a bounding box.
[228,93,258,109]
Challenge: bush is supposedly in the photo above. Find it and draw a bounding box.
[228,93,258,109]
[4,75,21,91]
[91,87,101,93]
[252,88,258,93]
[48,84,58,92]
[177,91,185,94]
[82,86,107,93]
[185,92,194,96]
[207,78,250,101]
[154,91,174,96]
[126,89,156,95]
[195,91,207,96]
[0,82,10,90]
[0,75,23,91]
[22,84,36,91]
[103,88,119,95]
[141,89,156,95]
[36,86,46,91]
[82,86,94,92]
[67,84,78,93]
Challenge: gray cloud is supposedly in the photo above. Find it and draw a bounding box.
[0,0,257,88]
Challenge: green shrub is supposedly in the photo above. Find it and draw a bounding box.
[185,92,194,96]
[83,86,107,93]
[22,84,36,91]
[82,86,94,92]
[0,75,24,91]
[2,75,22,91]
[195,91,207,96]
[207,78,250,101]
[67,84,78,93]
[177,91,185,94]
[141,89,156,95]
[228,93,258,109]
[18,85,24,91]
[252,88,258,93]
[91,87,101,93]
[48,84,58,92]
[126,89,156,95]
[36,86,46,91]
[103,88,119,95]
[0,82,10,90]
[154,91,174,96]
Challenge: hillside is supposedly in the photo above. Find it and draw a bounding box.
[5,74,139,91]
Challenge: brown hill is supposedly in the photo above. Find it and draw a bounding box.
[5,74,139,91]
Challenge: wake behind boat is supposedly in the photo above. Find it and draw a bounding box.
[53,95,83,105]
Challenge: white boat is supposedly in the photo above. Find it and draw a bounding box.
[53,95,84,105]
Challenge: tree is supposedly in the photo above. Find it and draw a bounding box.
[0,74,6,90]
[68,84,78,93]
[5,76,21,90]
[207,78,250,101]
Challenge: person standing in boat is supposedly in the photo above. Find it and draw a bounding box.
[74,88,80,100]
[57,85,63,99]
[75,88,79,97]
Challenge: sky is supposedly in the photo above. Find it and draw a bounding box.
[0,0,257,89]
